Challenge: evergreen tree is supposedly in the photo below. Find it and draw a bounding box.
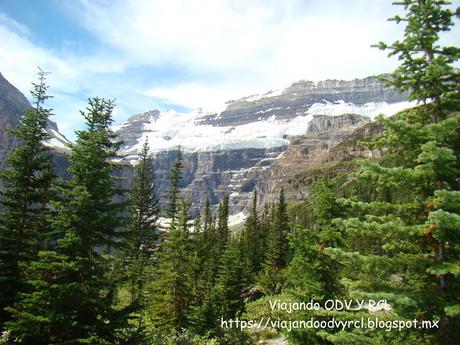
[124,139,159,303]
[284,180,344,345]
[375,0,460,122]
[117,139,160,343]
[190,212,203,298]
[0,69,55,328]
[5,97,126,344]
[322,2,460,343]
[286,180,343,298]
[203,198,212,250]
[187,199,222,334]
[148,178,193,332]
[215,240,251,320]
[259,188,289,294]
[165,148,183,223]
[242,191,262,273]
[216,193,230,253]
[201,198,219,285]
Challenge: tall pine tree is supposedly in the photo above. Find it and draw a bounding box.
[124,139,159,303]
[116,139,160,343]
[165,148,183,224]
[242,191,263,273]
[148,156,193,333]
[0,69,55,328]
[215,239,251,320]
[6,97,127,344]
[259,188,289,294]
[216,193,230,254]
[323,2,460,344]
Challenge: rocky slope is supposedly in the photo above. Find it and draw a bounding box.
[0,72,27,167]
[253,115,384,210]
[0,72,70,176]
[198,76,406,127]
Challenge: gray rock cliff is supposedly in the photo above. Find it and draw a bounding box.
[0,72,70,176]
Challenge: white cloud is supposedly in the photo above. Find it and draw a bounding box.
[68,0,408,109]
[73,0,403,82]
[0,18,86,138]
[1,0,459,138]
[142,81,265,113]
[74,0,459,108]
[0,15,147,138]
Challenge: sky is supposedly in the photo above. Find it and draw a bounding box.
[0,0,459,140]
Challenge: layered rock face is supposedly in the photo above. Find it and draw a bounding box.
[253,114,375,209]
[198,76,406,127]
[117,146,286,215]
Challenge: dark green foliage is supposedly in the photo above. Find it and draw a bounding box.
[147,149,194,333]
[215,240,251,320]
[0,69,55,328]
[259,188,289,294]
[286,180,343,298]
[322,2,460,343]
[165,148,183,223]
[216,194,229,253]
[3,2,460,344]
[62,97,123,248]
[187,200,220,334]
[5,97,126,344]
[242,191,264,273]
[202,198,219,286]
[148,195,193,331]
[375,0,460,122]
[284,180,344,345]
[124,139,160,303]
[117,139,160,342]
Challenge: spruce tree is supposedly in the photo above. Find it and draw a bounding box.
[259,188,289,294]
[190,212,203,298]
[5,97,126,344]
[202,198,219,285]
[215,239,251,320]
[124,139,159,303]
[0,69,55,328]
[166,148,183,223]
[148,176,193,332]
[322,2,460,343]
[203,198,212,251]
[375,0,460,122]
[187,199,222,334]
[217,193,230,253]
[242,191,262,273]
[286,180,343,298]
[117,139,160,342]
[284,180,344,345]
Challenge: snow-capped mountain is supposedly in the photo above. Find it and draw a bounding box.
[117,100,412,160]
[114,76,413,217]
[0,72,415,220]
[116,76,412,160]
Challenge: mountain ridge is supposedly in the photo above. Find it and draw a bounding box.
[0,72,413,218]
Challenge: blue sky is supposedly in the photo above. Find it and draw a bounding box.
[0,0,458,139]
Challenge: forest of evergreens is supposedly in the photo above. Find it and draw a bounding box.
[0,1,459,344]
